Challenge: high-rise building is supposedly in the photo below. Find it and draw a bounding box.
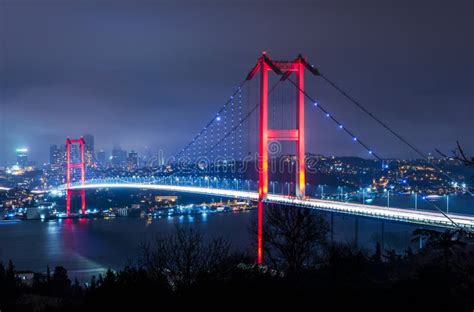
[97,149,107,167]
[83,134,95,166]
[142,146,152,168]
[127,150,139,171]
[157,149,165,166]
[49,145,57,164]
[49,144,65,167]
[111,146,127,168]
[16,148,28,167]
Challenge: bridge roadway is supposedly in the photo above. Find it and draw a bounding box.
[62,182,474,230]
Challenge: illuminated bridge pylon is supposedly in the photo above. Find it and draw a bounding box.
[66,137,86,216]
[246,52,320,264]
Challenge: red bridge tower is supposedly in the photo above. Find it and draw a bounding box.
[65,137,86,216]
[247,53,319,264]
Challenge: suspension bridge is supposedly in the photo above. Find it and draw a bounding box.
[4,53,471,264]
[63,177,474,231]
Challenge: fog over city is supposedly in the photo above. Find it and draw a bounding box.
[1,0,473,164]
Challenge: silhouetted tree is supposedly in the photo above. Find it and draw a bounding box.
[139,226,232,288]
[259,204,329,274]
[0,260,20,311]
[413,229,466,272]
[50,266,71,297]
[46,265,51,283]
[371,242,382,263]
[6,260,16,285]
[89,275,97,291]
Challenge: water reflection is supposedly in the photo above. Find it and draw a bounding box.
[0,208,460,282]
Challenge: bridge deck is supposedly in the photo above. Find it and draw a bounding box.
[65,182,474,230]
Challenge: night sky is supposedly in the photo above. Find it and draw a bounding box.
[0,0,472,164]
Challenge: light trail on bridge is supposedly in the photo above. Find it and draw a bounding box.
[63,182,474,230]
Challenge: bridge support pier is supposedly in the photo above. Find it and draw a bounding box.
[381,221,385,252]
[66,189,86,216]
[330,213,334,241]
[257,200,264,264]
[354,217,359,248]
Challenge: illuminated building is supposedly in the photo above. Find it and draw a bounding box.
[97,150,107,167]
[83,134,95,166]
[16,148,28,168]
[127,150,139,171]
[155,195,177,203]
[111,146,127,168]
[49,144,65,167]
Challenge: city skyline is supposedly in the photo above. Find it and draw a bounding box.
[1,2,474,308]
[0,0,473,164]
[4,136,459,168]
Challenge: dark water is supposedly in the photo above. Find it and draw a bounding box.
[1,191,472,282]
[0,209,422,282]
[0,212,255,281]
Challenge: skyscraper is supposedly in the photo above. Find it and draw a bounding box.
[111,146,127,168]
[83,134,95,166]
[16,148,28,167]
[49,144,65,167]
[97,149,107,167]
[127,150,139,171]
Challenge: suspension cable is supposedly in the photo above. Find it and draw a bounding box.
[286,78,382,161]
[204,80,283,156]
[318,72,472,197]
[286,77,462,229]
[174,79,248,160]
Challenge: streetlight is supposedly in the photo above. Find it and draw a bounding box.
[366,187,371,203]
[413,191,418,211]
[446,194,450,214]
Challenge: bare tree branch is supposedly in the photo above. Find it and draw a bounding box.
[139,226,233,288]
[252,204,329,275]
[436,141,474,167]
